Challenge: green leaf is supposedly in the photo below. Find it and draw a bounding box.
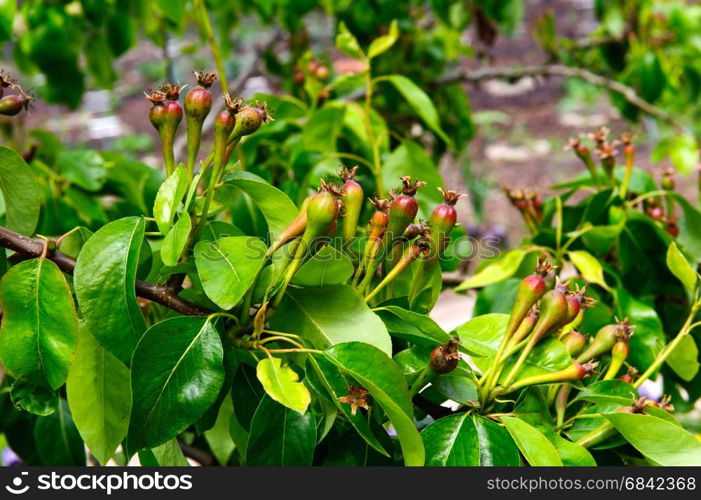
[0,146,41,235]
[223,172,298,244]
[66,327,131,465]
[575,380,637,405]
[256,357,311,414]
[380,75,452,146]
[74,217,146,365]
[368,19,399,59]
[455,249,527,291]
[10,380,57,416]
[0,258,78,389]
[161,213,191,267]
[140,439,189,466]
[605,413,701,466]
[58,149,107,192]
[548,432,596,466]
[421,413,480,466]
[374,305,452,346]
[127,317,224,452]
[456,313,573,378]
[271,285,392,355]
[669,193,701,261]
[323,342,424,466]
[335,21,364,59]
[290,246,354,287]
[501,416,562,466]
[306,356,389,456]
[666,334,700,382]
[666,242,697,294]
[568,250,610,291]
[34,400,85,466]
[432,367,479,405]
[613,289,665,371]
[204,394,235,465]
[471,414,521,465]
[158,0,186,24]
[381,141,443,219]
[246,395,316,466]
[153,165,188,235]
[194,236,267,310]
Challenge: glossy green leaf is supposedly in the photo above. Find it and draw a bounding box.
[670,193,701,261]
[290,246,354,287]
[256,357,311,414]
[127,317,224,452]
[471,415,521,465]
[613,289,665,371]
[368,19,399,59]
[666,334,699,382]
[246,395,316,466]
[432,367,479,405]
[0,146,41,235]
[374,305,452,346]
[455,249,527,291]
[223,172,298,243]
[161,213,191,267]
[194,236,267,310]
[58,149,107,192]
[568,250,610,291]
[34,400,85,466]
[153,165,188,235]
[605,413,701,466]
[66,327,131,465]
[456,314,573,378]
[335,21,364,58]
[0,258,78,389]
[421,413,480,466]
[380,75,452,146]
[271,285,392,355]
[666,242,697,294]
[323,342,424,466]
[548,432,596,466]
[306,356,389,456]
[74,217,146,365]
[575,380,637,405]
[140,439,189,466]
[501,417,562,466]
[10,380,57,416]
[204,394,235,465]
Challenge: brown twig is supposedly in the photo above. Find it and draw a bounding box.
[0,226,212,316]
[437,64,686,132]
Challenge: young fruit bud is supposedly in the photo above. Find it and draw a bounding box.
[430,339,460,374]
[146,86,182,175]
[353,198,390,287]
[603,334,631,380]
[661,168,676,191]
[504,258,553,340]
[561,330,587,357]
[508,360,598,392]
[531,284,570,343]
[508,309,539,347]
[426,188,462,262]
[0,94,27,116]
[576,317,633,364]
[231,101,272,140]
[386,176,426,243]
[340,166,364,243]
[365,237,431,303]
[267,195,312,257]
[306,181,341,237]
[184,71,216,177]
[619,366,638,384]
[566,135,600,186]
[213,93,241,170]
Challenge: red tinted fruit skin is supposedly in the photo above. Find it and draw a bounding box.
[0,95,24,116]
[184,86,213,175]
[306,190,339,236]
[213,109,236,171]
[505,274,546,338]
[232,105,269,139]
[619,374,634,384]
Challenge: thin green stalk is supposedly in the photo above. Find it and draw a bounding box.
[195,0,229,94]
